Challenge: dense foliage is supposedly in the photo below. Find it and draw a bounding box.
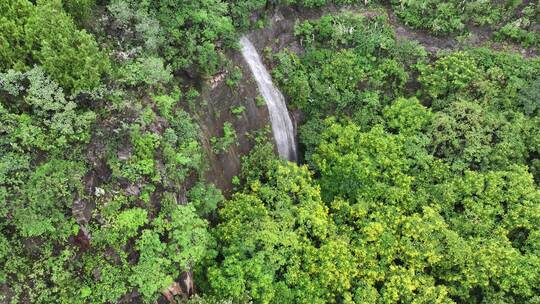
[1,0,539,303]
[390,0,521,34]
[1,0,219,303]
[268,9,540,304]
[0,0,109,91]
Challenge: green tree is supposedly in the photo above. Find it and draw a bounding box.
[0,67,96,152]
[312,119,416,206]
[0,0,109,91]
[25,0,109,91]
[0,0,33,70]
[12,159,84,238]
[209,143,355,303]
[151,0,236,76]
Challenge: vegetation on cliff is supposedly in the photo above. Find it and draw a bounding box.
[1,0,539,303]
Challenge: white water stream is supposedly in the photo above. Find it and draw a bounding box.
[239,36,297,161]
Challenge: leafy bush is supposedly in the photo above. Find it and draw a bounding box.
[230,105,246,118]
[117,56,172,87]
[131,204,213,302]
[519,78,540,116]
[418,51,480,101]
[0,67,96,152]
[228,0,266,29]
[495,3,540,48]
[187,182,224,217]
[226,66,243,88]
[11,159,85,238]
[121,125,160,181]
[383,97,432,135]
[24,0,109,91]
[496,20,539,48]
[62,0,96,22]
[211,122,238,153]
[161,110,204,185]
[0,0,34,71]
[153,93,178,119]
[275,12,424,118]
[391,0,520,35]
[391,0,464,34]
[107,0,165,53]
[130,230,173,302]
[150,0,236,76]
[255,95,266,106]
[209,144,349,303]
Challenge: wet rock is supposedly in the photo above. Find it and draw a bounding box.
[72,198,92,224]
[118,146,132,161]
[162,282,182,303]
[179,271,194,297]
[125,184,141,196]
[94,187,106,197]
[73,226,91,252]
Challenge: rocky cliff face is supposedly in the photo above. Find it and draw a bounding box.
[198,5,347,194]
[197,7,298,194]
[198,51,271,195]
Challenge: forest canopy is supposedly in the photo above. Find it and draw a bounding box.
[1,0,539,303]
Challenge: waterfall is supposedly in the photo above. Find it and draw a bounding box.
[239,36,297,162]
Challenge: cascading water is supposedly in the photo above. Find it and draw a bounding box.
[239,36,297,162]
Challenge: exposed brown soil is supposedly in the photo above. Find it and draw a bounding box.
[385,5,538,57]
